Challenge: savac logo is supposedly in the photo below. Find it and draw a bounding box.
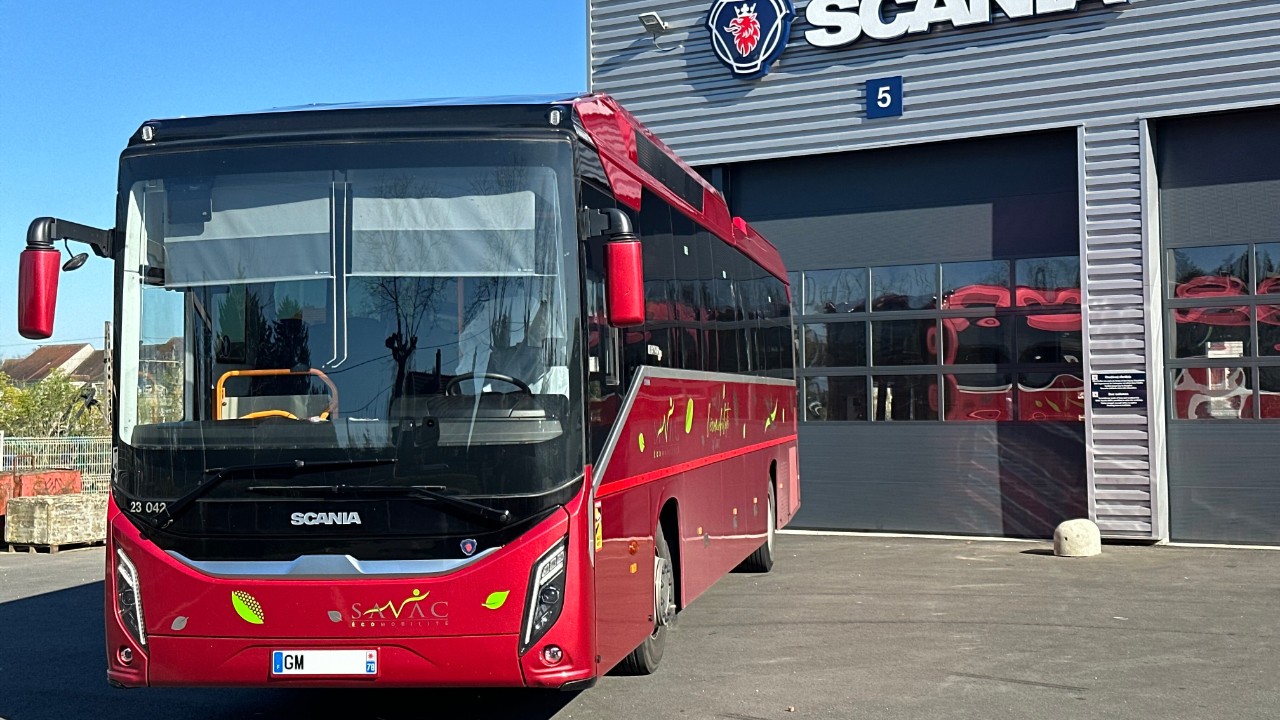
[350,589,449,629]
[707,0,795,79]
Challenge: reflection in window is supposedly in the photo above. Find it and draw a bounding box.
[943,260,1010,308]
[1256,244,1280,295]
[1259,367,1280,419]
[1016,256,1080,307]
[805,376,868,421]
[1017,314,1082,364]
[1169,245,1250,299]
[804,268,867,314]
[872,319,937,366]
[943,373,1013,421]
[941,316,1013,365]
[804,322,866,367]
[872,265,936,311]
[1173,306,1251,359]
[795,256,1084,423]
[1259,306,1280,356]
[1018,372,1084,421]
[1171,367,1251,420]
[137,287,187,426]
[872,375,938,421]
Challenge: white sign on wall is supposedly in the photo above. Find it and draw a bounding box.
[804,0,1130,48]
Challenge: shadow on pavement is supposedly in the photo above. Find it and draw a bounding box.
[0,582,577,720]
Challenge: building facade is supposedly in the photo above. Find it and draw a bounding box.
[588,0,1280,544]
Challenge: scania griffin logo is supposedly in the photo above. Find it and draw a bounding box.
[291,511,363,526]
[707,0,794,79]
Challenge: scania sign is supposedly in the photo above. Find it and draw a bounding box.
[708,0,1127,78]
[707,0,796,79]
[291,511,363,526]
[804,0,1129,48]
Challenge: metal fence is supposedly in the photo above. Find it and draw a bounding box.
[0,434,112,494]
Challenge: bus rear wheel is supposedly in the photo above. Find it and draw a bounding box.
[615,524,676,675]
[736,482,775,573]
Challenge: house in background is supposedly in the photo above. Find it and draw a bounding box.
[1,344,105,390]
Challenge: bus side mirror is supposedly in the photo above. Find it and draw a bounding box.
[18,246,62,340]
[17,217,115,340]
[606,239,645,328]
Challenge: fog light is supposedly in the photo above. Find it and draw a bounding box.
[541,645,564,666]
[118,647,134,665]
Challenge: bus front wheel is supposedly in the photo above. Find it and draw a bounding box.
[615,524,675,675]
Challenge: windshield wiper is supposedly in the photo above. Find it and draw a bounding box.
[246,483,512,529]
[158,458,397,530]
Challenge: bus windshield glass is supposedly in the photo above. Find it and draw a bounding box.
[116,138,583,509]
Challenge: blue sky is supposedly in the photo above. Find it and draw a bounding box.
[0,1,587,358]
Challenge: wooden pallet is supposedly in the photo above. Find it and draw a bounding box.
[6,539,105,555]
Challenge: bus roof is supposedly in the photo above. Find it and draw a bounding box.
[128,93,788,286]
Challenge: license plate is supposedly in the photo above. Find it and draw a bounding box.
[271,649,378,676]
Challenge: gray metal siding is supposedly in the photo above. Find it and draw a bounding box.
[1081,120,1152,538]
[590,0,1280,165]
[796,423,1086,537]
[589,0,1280,540]
[1167,425,1280,544]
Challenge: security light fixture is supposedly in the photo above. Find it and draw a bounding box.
[638,12,670,36]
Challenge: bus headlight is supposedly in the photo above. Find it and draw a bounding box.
[520,538,567,654]
[115,548,147,647]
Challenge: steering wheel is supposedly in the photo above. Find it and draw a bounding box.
[445,372,532,395]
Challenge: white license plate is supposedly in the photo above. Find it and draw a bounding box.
[271,649,377,676]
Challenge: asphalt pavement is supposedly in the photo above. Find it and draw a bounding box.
[1,533,1277,720]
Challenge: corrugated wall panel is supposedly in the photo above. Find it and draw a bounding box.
[592,0,1280,165]
[589,0,1280,540]
[1081,118,1151,538]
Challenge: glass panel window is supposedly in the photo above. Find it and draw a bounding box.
[1171,367,1252,420]
[803,268,867,315]
[804,321,866,367]
[1259,306,1280,356]
[941,316,1013,365]
[1169,245,1250,300]
[1016,256,1080,308]
[871,264,936,311]
[871,375,938,421]
[944,373,1013,422]
[1259,367,1280,419]
[872,319,937,366]
[1018,372,1085,421]
[805,376,868,421]
[1016,314,1083,364]
[1171,306,1251,359]
[137,286,187,426]
[788,271,802,318]
[1256,243,1280,295]
[942,260,1010,309]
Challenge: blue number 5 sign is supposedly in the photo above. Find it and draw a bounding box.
[866,76,903,119]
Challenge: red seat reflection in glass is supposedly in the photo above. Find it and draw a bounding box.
[1018,374,1084,421]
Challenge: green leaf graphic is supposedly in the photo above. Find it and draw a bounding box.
[482,591,510,610]
[231,591,264,625]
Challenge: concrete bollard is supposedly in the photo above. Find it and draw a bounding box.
[1054,518,1101,557]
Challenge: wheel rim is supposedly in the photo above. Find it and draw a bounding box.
[766,487,776,556]
[654,552,676,629]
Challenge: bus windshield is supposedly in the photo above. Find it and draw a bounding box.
[115,138,583,511]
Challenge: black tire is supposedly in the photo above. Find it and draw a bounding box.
[615,524,676,675]
[736,482,775,573]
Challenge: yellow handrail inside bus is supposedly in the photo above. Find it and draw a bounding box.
[214,368,339,422]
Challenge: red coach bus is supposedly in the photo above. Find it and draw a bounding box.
[16,94,799,689]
